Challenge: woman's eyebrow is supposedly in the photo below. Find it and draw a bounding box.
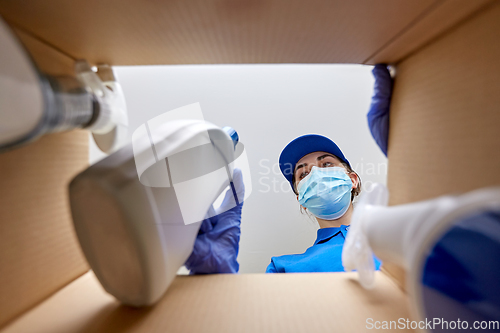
[317,154,335,161]
[294,154,336,174]
[295,163,307,173]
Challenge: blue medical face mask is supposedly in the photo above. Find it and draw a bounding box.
[297,166,353,220]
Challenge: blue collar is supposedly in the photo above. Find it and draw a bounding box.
[314,225,349,245]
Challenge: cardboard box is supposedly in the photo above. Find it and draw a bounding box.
[0,1,499,331]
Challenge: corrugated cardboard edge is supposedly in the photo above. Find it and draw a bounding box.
[0,30,90,328]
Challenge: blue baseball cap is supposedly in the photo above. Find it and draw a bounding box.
[279,134,351,192]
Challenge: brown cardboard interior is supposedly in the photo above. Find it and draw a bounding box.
[1,271,411,333]
[13,28,76,76]
[388,2,500,205]
[366,0,493,64]
[0,130,90,328]
[1,0,499,331]
[0,0,493,66]
[383,1,500,287]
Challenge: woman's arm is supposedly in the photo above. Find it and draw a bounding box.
[367,64,394,156]
[184,168,245,274]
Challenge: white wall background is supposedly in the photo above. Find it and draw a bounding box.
[90,64,387,273]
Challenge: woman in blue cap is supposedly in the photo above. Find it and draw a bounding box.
[266,134,382,273]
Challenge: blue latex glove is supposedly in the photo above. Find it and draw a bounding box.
[184,168,245,274]
[367,64,393,156]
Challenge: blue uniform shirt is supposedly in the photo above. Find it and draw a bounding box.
[266,225,382,273]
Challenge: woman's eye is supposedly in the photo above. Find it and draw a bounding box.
[299,171,308,179]
[322,162,333,167]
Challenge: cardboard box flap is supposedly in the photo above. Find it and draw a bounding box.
[388,1,500,205]
[1,271,411,333]
[0,131,90,329]
[0,0,494,66]
[366,0,493,64]
[383,1,500,288]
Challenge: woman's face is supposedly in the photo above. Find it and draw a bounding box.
[293,151,359,194]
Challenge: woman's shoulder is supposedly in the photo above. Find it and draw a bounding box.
[265,249,310,273]
[269,248,315,267]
